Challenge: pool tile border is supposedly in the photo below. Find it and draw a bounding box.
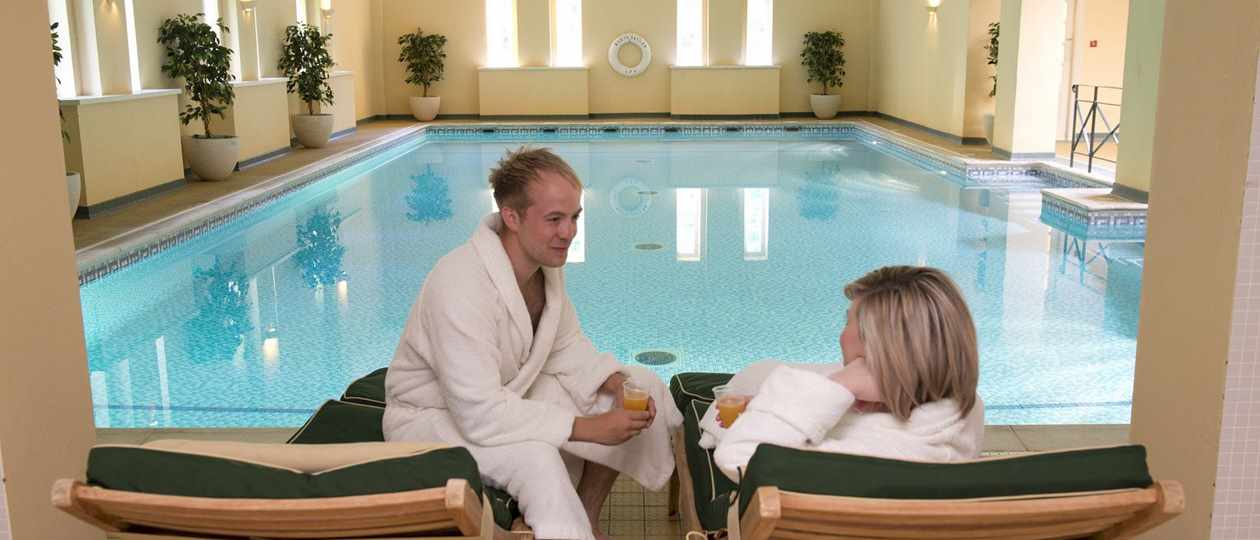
[75,120,1116,285]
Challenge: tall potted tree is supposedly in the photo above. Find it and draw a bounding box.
[801,30,846,119]
[52,22,80,216]
[398,28,447,121]
[159,13,238,181]
[983,21,999,143]
[280,23,335,148]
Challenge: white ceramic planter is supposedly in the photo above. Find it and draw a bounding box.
[983,113,995,144]
[293,114,335,149]
[810,94,843,120]
[66,171,81,218]
[183,135,240,181]
[409,96,441,122]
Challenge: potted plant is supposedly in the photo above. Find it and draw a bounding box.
[983,21,999,143]
[398,28,447,121]
[159,13,238,181]
[801,31,846,119]
[52,22,80,216]
[280,23,335,148]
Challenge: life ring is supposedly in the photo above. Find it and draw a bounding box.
[608,33,652,77]
[609,177,655,217]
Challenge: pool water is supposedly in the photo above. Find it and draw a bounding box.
[80,136,1143,427]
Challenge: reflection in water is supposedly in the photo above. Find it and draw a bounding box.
[294,207,348,290]
[406,165,454,224]
[743,188,769,260]
[676,188,706,262]
[185,259,252,362]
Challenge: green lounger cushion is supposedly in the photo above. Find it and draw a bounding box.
[287,398,520,529]
[737,444,1155,517]
[670,372,733,415]
[342,367,387,408]
[87,444,483,501]
[288,399,385,444]
[683,398,739,532]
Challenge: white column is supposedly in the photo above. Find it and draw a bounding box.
[991,0,1066,159]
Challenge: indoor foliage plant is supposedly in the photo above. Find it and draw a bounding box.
[52,22,81,216]
[801,30,846,119]
[279,23,335,148]
[159,13,239,181]
[983,21,999,142]
[398,28,447,121]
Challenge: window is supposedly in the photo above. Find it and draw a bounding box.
[552,0,582,67]
[122,0,142,92]
[486,0,518,67]
[676,0,703,66]
[743,188,769,260]
[296,0,307,25]
[48,0,77,97]
[744,0,772,65]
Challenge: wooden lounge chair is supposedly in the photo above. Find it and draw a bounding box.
[667,372,1185,540]
[731,481,1184,540]
[52,477,521,540]
[51,439,531,540]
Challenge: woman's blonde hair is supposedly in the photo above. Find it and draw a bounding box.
[844,266,979,421]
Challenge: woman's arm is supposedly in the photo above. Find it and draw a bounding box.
[713,366,857,481]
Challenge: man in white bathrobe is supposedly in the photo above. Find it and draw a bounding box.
[384,147,683,540]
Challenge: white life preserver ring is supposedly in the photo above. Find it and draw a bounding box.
[608,33,652,77]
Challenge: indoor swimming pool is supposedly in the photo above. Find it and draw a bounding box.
[79,128,1143,427]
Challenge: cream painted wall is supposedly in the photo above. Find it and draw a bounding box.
[329,71,358,132]
[671,66,779,115]
[226,79,292,160]
[479,68,590,115]
[963,0,999,139]
[709,0,745,64]
[872,0,970,136]
[518,0,550,66]
[774,0,873,114]
[333,0,385,120]
[256,0,301,78]
[0,2,98,538]
[133,0,202,90]
[1128,2,1258,539]
[1076,0,1127,87]
[381,0,486,115]
[584,0,676,114]
[62,93,186,206]
[93,0,138,94]
[1113,0,1162,194]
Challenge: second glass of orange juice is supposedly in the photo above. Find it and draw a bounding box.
[622,380,649,411]
[713,385,749,426]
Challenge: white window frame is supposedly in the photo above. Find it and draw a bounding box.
[551,0,582,67]
[485,0,519,68]
[744,0,772,66]
[676,0,704,66]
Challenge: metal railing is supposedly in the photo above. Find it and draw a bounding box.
[1069,84,1121,173]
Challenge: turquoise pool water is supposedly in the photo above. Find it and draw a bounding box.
[80,134,1142,427]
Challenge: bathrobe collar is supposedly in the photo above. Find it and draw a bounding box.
[470,213,565,352]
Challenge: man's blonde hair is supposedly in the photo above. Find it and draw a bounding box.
[844,266,979,421]
[489,147,582,213]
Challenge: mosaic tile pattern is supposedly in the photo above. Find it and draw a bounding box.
[1040,196,1147,240]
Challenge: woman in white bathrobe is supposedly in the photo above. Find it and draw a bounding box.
[707,266,985,482]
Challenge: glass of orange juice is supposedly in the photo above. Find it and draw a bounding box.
[622,380,650,411]
[713,385,749,427]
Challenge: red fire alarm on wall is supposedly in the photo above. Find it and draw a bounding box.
[1089,40,1098,48]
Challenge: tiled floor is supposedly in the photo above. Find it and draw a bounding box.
[96,423,1127,539]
